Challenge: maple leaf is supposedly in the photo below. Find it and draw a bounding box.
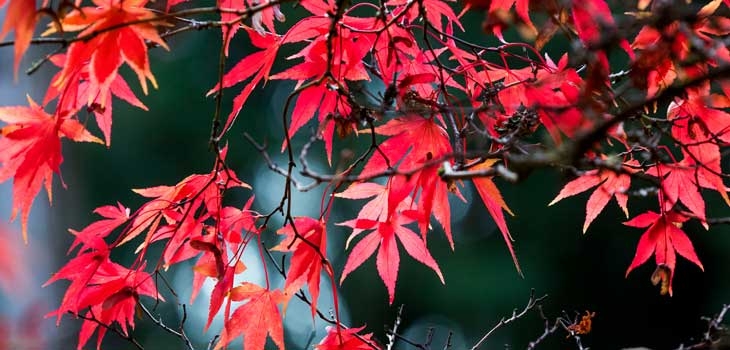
[470,160,521,274]
[218,196,259,247]
[624,210,704,296]
[68,202,130,252]
[273,25,370,83]
[220,0,284,50]
[549,167,631,233]
[189,225,246,304]
[630,0,730,96]
[142,213,207,268]
[571,0,631,55]
[647,160,709,224]
[122,149,249,247]
[316,326,381,350]
[275,82,351,163]
[361,116,455,244]
[47,0,169,106]
[478,0,535,41]
[339,210,444,304]
[387,0,463,34]
[0,98,102,241]
[209,27,280,134]
[44,247,111,322]
[658,110,730,208]
[44,54,148,146]
[73,263,159,350]
[205,266,235,332]
[272,217,328,318]
[0,0,36,78]
[46,251,160,350]
[336,182,399,246]
[215,283,285,350]
[667,84,730,145]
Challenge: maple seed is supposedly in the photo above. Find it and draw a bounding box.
[567,311,595,337]
[651,264,671,296]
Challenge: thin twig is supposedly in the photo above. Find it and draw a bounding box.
[471,289,548,350]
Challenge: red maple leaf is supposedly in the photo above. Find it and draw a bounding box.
[549,167,631,233]
[215,283,285,350]
[361,116,455,245]
[647,158,710,224]
[274,82,351,163]
[45,247,111,323]
[121,149,249,247]
[387,0,463,33]
[481,0,535,41]
[339,209,444,304]
[631,0,730,97]
[44,54,148,146]
[0,0,36,77]
[272,217,328,317]
[270,19,370,160]
[46,252,159,350]
[480,54,590,144]
[471,160,521,274]
[272,22,370,83]
[74,263,159,350]
[336,182,390,224]
[0,98,102,241]
[209,27,280,134]
[48,0,168,105]
[68,202,130,252]
[143,213,207,268]
[624,210,704,296]
[667,84,730,145]
[205,266,236,332]
[656,109,730,209]
[316,326,381,350]
[220,0,284,50]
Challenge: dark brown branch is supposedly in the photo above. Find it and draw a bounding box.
[72,311,144,350]
[138,302,195,350]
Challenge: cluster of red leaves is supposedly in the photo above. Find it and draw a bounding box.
[3,0,730,349]
[0,0,37,77]
[548,1,730,295]
[0,0,163,240]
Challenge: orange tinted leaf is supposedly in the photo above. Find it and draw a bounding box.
[0,99,101,241]
[49,0,168,104]
[215,285,285,350]
[0,0,36,78]
[471,160,520,275]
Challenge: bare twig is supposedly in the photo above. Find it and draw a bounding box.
[471,289,548,350]
[386,305,405,350]
[138,302,195,350]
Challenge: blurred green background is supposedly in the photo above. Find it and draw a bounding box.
[1,1,730,349]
